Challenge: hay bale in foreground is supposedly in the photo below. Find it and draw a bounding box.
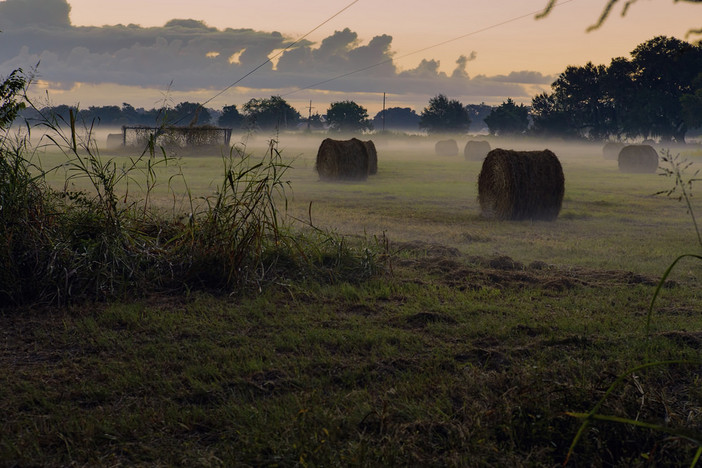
[464,140,491,161]
[478,149,565,221]
[602,142,625,161]
[364,140,378,175]
[618,144,658,174]
[435,139,459,156]
[315,138,371,181]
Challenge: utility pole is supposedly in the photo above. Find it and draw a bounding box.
[382,92,386,133]
[307,100,314,132]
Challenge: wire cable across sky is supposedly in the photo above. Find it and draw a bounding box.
[198,0,361,109]
[281,0,578,98]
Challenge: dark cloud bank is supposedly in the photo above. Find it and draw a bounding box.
[0,0,553,104]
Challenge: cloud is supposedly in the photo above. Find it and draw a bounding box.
[451,52,477,79]
[483,71,554,84]
[0,0,70,28]
[0,0,553,108]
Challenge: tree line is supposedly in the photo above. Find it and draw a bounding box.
[18,36,702,142]
[20,95,489,135]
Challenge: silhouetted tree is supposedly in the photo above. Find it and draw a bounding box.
[218,104,244,128]
[599,57,637,139]
[168,102,212,126]
[681,74,702,129]
[77,106,123,126]
[326,100,372,133]
[372,107,420,132]
[627,36,702,142]
[551,62,611,139]
[484,99,529,136]
[530,36,702,141]
[419,94,470,134]
[46,104,77,125]
[243,96,300,131]
[530,92,575,137]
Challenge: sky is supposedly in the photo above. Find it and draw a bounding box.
[0,0,699,116]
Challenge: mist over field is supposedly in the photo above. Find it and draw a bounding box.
[3,1,702,466]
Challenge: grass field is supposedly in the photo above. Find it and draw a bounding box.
[2,131,702,466]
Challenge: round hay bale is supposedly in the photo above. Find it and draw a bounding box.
[602,142,625,161]
[478,148,565,221]
[618,144,658,174]
[435,139,459,156]
[364,139,378,175]
[315,138,370,181]
[464,140,491,161]
[106,133,124,150]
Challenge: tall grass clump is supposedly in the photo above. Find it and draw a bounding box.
[1,95,170,305]
[174,140,384,290]
[0,68,61,304]
[0,71,381,306]
[0,130,55,303]
[176,140,292,290]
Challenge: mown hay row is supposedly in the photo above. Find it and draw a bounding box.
[602,142,625,161]
[464,140,491,161]
[435,139,459,157]
[618,144,658,174]
[478,149,565,221]
[315,138,372,181]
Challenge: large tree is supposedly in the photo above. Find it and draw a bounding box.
[372,107,420,132]
[681,74,702,129]
[243,96,300,131]
[484,98,529,136]
[531,37,702,141]
[167,102,212,127]
[77,105,124,126]
[548,62,612,140]
[218,104,244,129]
[530,92,574,137]
[627,36,702,142]
[419,94,470,135]
[326,100,372,133]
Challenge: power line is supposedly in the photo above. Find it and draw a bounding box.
[282,0,578,98]
[167,0,360,127]
[199,0,361,109]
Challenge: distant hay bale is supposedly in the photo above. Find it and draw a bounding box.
[478,148,565,221]
[106,133,123,150]
[315,138,371,181]
[364,140,378,175]
[464,140,491,161]
[602,142,625,160]
[618,144,658,174]
[435,139,459,156]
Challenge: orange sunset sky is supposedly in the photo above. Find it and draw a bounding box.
[1,0,699,114]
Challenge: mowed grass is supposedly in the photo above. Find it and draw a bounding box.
[3,133,702,466]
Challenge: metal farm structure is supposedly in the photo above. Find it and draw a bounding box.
[120,125,233,149]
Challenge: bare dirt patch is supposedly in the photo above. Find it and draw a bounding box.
[389,241,669,293]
